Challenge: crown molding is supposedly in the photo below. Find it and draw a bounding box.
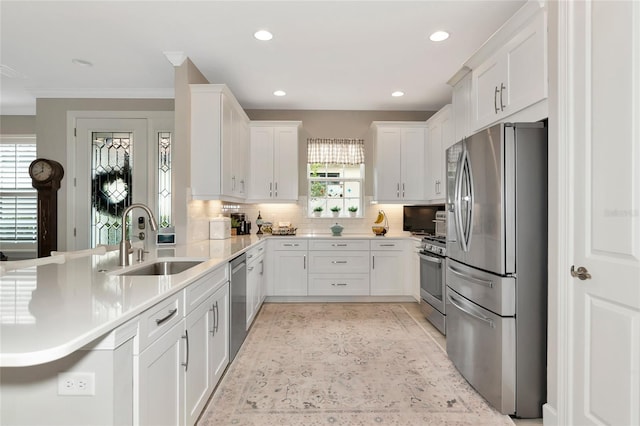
[29,88,175,99]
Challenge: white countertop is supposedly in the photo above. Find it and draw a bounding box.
[0,234,414,367]
[0,236,260,367]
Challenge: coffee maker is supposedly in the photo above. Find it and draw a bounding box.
[230,212,251,235]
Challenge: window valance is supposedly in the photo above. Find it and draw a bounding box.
[307,138,365,165]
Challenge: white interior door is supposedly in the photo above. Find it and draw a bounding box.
[567,2,640,425]
[74,118,148,249]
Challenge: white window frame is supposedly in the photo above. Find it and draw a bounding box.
[307,163,364,218]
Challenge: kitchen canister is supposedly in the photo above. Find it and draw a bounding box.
[209,216,231,239]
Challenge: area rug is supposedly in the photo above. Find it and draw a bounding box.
[198,303,514,425]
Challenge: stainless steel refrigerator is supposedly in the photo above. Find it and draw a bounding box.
[445,122,547,418]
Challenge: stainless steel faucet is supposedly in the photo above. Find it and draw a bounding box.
[119,203,159,266]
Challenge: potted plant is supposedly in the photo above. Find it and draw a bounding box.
[330,206,341,217]
[348,206,358,217]
[312,206,323,217]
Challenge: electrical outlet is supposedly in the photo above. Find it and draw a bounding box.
[57,372,95,396]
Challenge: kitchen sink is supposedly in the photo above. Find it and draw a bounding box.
[117,260,204,276]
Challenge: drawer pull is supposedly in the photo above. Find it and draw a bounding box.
[248,266,254,271]
[155,308,178,325]
[331,260,348,264]
[283,243,299,247]
[379,244,395,247]
[331,283,348,286]
[332,243,347,247]
[247,254,254,259]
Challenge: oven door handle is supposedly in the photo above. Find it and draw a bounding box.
[419,253,442,264]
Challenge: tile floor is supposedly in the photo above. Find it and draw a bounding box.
[400,302,544,426]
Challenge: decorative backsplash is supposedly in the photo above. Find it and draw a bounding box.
[187,196,410,241]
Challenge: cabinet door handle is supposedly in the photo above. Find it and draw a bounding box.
[303,255,306,269]
[494,86,500,113]
[274,182,278,197]
[402,183,405,198]
[331,243,347,247]
[214,301,219,334]
[397,183,400,198]
[247,254,254,259]
[155,308,178,325]
[214,303,216,337]
[379,243,395,247]
[269,182,273,197]
[331,260,347,264]
[331,283,348,286]
[499,83,506,111]
[260,259,264,275]
[372,255,375,269]
[248,266,254,271]
[283,243,299,247]
[182,330,189,371]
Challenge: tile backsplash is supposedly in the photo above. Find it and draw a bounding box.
[187,196,412,241]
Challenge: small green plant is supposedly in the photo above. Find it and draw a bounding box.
[313,206,323,212]
[330,206,341,212]
[348,206,358,212]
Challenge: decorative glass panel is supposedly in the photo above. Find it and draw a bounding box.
[91,132,132,246]
[158,132,172,228]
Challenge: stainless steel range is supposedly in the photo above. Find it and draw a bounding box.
[419,232,446,335]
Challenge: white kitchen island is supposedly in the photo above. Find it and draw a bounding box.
[0,233,417,425]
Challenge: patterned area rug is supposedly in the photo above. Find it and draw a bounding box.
[198,303,514,425]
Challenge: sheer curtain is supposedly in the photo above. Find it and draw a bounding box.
[307,138,365,165]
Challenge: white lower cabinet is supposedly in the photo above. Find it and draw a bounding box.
[268,239,308,296]
[209,283,230,392]
[136,321,185,426]
[246,242,265,329]
[307,239,370,296]
[136,270,229,426]
[184,283,229,426]
[370,240,407,296]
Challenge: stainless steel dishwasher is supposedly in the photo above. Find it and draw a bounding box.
[229,253,247,361]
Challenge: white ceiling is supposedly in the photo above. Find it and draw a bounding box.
[0,1,526,115]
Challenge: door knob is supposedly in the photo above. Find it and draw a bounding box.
[571,265,592,280]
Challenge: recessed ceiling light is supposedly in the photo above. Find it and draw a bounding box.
[273,90,286,97]
[429,31,450,42]
[391,91,405,97]
[254,30,273,41]
[72,58,93,67]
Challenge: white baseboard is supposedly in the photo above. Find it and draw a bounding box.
[542,403,558,425]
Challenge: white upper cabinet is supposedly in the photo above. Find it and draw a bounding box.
[372,122,426,203]
[190,84,250,202]
[451,70,472,141]
[247,121,301,202]
[425,105,452,202]
[470,6,547,131]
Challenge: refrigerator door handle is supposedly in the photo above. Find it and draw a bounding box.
[454,149,473,251]
[447,264,494,288]
[447,292,494,328]
[454,150,464,249]
[462,151,474,250]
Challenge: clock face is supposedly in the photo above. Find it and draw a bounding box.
[30,160,54,182]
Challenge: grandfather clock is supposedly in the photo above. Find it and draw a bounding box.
[29,158,64,257]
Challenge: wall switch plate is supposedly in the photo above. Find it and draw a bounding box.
[57,372,95,396]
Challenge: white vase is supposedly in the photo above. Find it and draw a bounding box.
[313,211,322,217]
[348,211,357,217]
[331,211,340,217]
